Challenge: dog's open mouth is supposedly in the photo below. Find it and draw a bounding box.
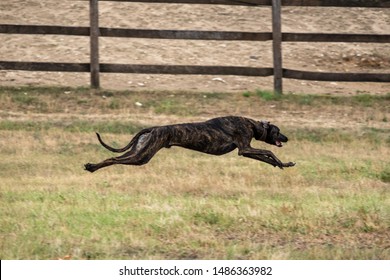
[275,140,283,147]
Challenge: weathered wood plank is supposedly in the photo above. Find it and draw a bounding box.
[0,25,272,41]
[0,61,90,72]
[283,69,390,82]
[0,24,89,36]
[0,61,273,76]
[3,25,388,44]
[282,0,390,7]
[99,28,272,41]
[272,0,283,94]
[95,0,390,8]
[86,0,271,6]
[283,33,390,43]
[100,64,274,76]
[90,0,100,88]
[1,61,389,82]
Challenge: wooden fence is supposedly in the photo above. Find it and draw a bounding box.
[0,0,389,93]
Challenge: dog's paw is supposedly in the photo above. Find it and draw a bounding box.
[84,163,95,173]
[282,162,296,168]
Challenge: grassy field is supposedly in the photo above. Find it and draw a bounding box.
[0,86,389,259]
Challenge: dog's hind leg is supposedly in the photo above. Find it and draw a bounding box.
[85,131,166,172]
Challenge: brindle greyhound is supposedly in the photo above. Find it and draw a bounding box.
[84,116,295,172]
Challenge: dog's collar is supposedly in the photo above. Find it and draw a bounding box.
[259,120,269,141]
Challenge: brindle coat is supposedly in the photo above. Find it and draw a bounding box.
[84,116,295,172]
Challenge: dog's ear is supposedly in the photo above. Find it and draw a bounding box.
[260,120,270,129]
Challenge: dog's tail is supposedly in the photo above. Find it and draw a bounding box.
[96,128,154,153]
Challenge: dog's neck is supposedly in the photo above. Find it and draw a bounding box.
[257,121,268,141]
[258,126,267,141]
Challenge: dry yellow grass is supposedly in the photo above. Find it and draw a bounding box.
[0,87,389,259]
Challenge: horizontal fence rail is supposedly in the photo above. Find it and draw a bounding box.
[2,25,390,43]
[2,61,389,83]
[0,61,273,76]
[0,0,389,92]
[282,33,390,43]
[83,0,390,8]
[0,62,90,73]
[100,64,274,76]
[0,25,272,41]
[283,70,390,83]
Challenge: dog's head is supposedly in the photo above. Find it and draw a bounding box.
[257,121,288,147]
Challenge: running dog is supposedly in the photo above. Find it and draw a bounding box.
[84,116,295,172]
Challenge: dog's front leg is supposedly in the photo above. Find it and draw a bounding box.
[238,148,295,169]
[242,153,281,168]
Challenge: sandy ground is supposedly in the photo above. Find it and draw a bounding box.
[0,0,389,94]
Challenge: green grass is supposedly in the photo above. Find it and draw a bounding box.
[1,86,389,115]
[0,86,389,260]
[249,89,390,106]
[380,164,390,183]
[1,127,388,260]
[0,120,145,134]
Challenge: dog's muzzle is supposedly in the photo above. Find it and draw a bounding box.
[275,135,288,147]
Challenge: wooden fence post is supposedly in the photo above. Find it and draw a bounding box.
[90,0,100,89]
[272,0,283,94]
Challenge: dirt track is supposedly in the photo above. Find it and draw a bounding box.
[0,1,389,94]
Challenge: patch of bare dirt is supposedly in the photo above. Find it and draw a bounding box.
[0,1,389,94]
